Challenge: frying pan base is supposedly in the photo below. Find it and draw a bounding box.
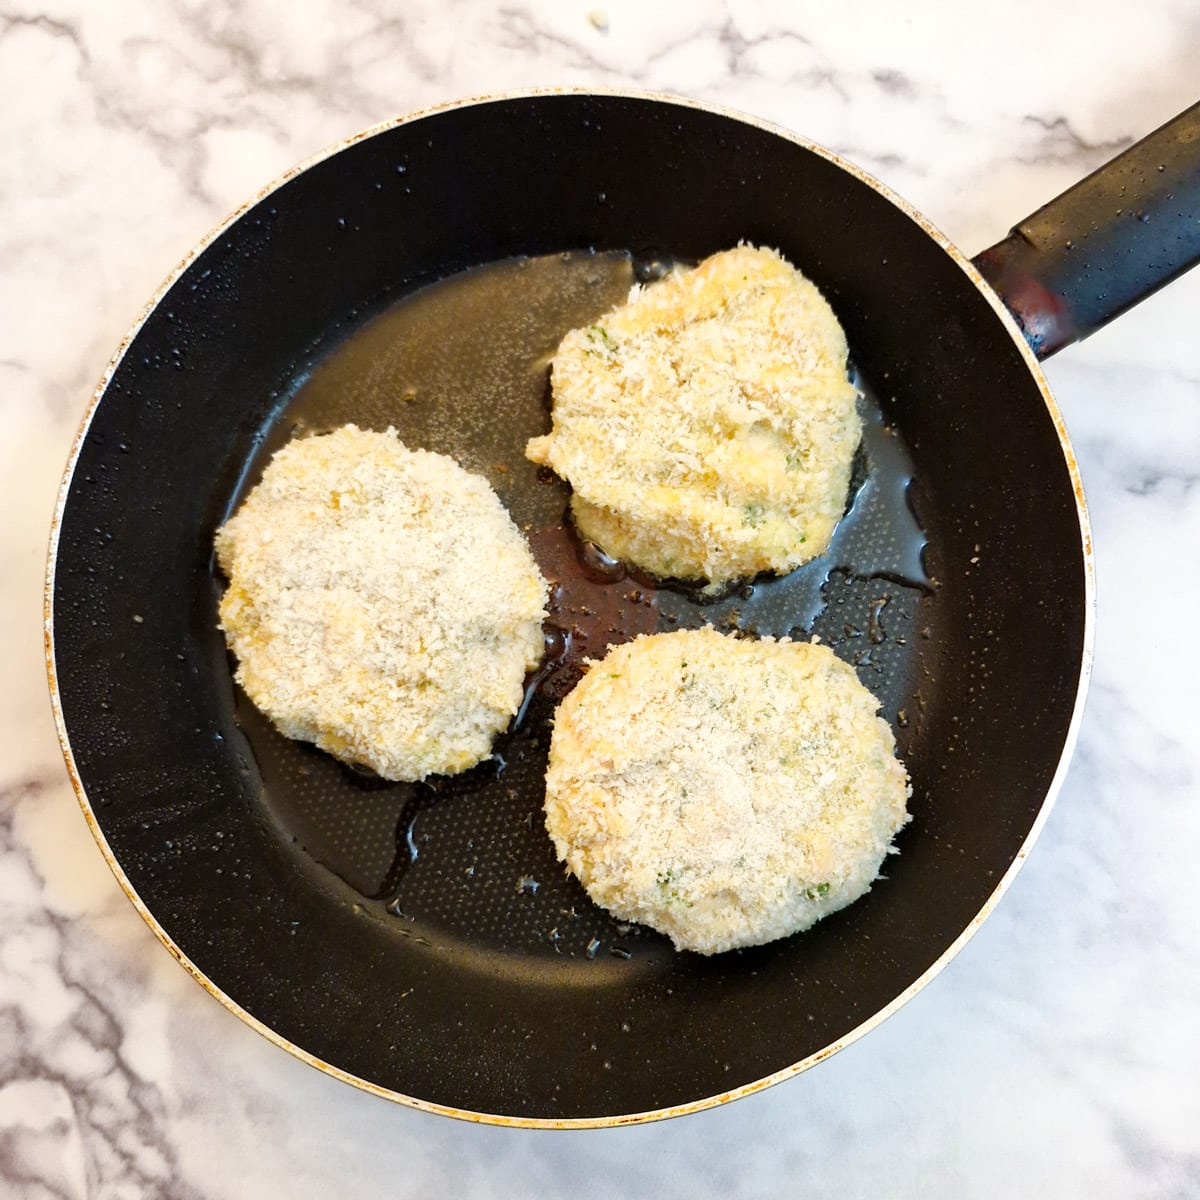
[221,249,938,972]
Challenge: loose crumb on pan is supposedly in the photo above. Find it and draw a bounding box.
[214,424,547,781]
[526,245,860,586]
[543,626,910,954]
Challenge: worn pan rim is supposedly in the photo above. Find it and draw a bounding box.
[43,85,1096,1128]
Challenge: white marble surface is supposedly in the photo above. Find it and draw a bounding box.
[4,0,1200,1194]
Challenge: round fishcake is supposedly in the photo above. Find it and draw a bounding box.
[215,425,547,781]
[526,245,860,586]
[543,627,910,954]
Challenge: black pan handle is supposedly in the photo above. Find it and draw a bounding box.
[973,102,1200,360]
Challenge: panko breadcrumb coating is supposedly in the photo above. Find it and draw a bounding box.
[215,425,547,781]
[526,245,860,586]
[543,627,910,954]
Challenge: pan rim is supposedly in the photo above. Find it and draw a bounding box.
[44,84,1096,1128]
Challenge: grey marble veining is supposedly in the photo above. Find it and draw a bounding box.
[3,1,1200,1196]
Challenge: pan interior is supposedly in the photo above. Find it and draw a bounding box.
[50,93,1086,1123]
[221,248,935,970]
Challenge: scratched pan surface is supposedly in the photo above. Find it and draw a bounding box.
[47,92,1088,1124]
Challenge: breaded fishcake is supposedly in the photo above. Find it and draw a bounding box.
[215,425,547,781]
[526,245,860,586]
[543,627,909,954]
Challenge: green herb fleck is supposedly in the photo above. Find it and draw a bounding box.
[743,502,766,528]
[586,324,619,354]
[656,867,695,908]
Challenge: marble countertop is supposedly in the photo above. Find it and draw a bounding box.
[5,1,1199,1195]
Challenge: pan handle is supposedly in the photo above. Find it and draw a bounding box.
[972,102,1200,360]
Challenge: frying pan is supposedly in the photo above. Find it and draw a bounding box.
[45,90,1200,1126]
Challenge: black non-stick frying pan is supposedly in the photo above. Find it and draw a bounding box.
[46,91,1200,1126]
